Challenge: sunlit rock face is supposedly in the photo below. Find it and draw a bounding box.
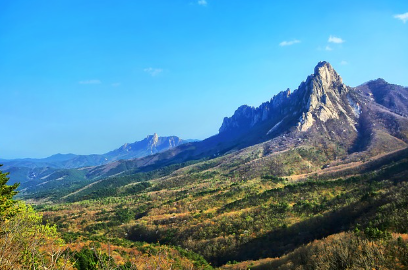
[219,61,359,135]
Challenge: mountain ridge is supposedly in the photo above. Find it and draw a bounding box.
[9,61,408,201]
[1,134,194,171]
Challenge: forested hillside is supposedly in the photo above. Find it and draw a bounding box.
[35,147,408,269]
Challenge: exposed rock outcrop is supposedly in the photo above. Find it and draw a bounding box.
[296,61,356,132]
[219,61,360,136]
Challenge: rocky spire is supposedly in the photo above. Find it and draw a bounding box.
[314,61,342,82]
[218,61,359,136]
[297,61,355,132]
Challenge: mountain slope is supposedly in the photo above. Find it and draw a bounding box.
[40,136,408,268]
[357,78,408,117]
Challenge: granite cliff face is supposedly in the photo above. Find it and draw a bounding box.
[294,61,358,132]
[219,89,291,134]
[220,62,361,140]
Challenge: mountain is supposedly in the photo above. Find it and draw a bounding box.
[12,61,408,203]
[81,61,408,180]
[219,61,408,152]
[2,134,195,189]
[357,78,408,117]
[1,134,192,171]
[104,133,189,161]
[218,61,359,142]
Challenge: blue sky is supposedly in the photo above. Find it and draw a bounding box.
[1,0,407,158]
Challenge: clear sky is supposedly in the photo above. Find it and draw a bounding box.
[1,0,407,158]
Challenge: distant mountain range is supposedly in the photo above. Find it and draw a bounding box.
[1,134,196,170]
[4,61,408,201]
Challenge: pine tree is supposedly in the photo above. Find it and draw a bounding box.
[0,165,19,220]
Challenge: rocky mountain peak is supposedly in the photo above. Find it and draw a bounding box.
[312,61,344,92]
[314,61,338,79]
[108,134,188,159]
[297,62,355,131]
[152,133,159,141]
[372,78,387,84]
[218,61,361,138]
[147,133,159,148]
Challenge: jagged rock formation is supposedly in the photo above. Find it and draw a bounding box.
[220,62,359,135]
[296,61,352,131]
[218,61,408,155]
[219,89,291,134]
